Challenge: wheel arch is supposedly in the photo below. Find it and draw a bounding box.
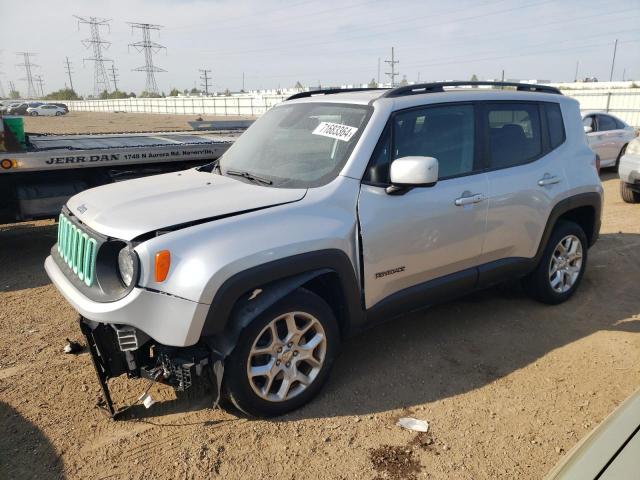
[534,192,602,265]
[200,249,364,357]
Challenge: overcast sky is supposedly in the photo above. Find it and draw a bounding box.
[1,0,639,96]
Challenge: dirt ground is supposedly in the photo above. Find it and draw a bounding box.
[22,111,256,135]
[1,172,639,480]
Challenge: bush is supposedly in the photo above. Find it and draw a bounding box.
[44,88,80,101]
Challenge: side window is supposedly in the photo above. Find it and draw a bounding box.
[546,103,566,149]
[614,118,626,129]
[487,103,542,169]
[597,115,617,131]
[393,104,475,179]
[583,116,595,130]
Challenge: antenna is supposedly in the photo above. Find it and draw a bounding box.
[384,47,399,87]
[74,15,113,96]
[16,52,38,98]
[64,56,75,92]
[199,68,212,96]
[128,22,166,94]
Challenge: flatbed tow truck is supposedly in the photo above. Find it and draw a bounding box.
[0,124,242,223]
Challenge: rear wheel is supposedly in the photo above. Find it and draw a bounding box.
[223,288,340,417]
[30,111,38,116]
[620,181,640,203]
[55,111,63,116]
[524,220,588,304]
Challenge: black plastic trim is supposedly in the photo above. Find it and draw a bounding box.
[382,81,562,98]
[200,249,364,337]
[286,87,388,101]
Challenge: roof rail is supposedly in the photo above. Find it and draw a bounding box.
[286,87,388,101]
[382,81,562,98]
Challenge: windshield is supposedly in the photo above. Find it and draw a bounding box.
[218,102,371,188]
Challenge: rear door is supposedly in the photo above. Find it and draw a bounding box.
[595,114,625,165]
[481,102,567,274]
[358,103,488,308]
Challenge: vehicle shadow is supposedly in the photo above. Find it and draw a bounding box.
[0,221,57,292]
[286,231,640,420]
[0,401,64,479]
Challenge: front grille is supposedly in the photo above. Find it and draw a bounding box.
[57,214,98,287]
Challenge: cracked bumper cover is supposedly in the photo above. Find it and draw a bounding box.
[45,255,210,347]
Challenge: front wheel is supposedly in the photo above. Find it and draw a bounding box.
[524,220,588,305]
[620,181,640,203]
[223,288,340,417]
[55,111,63,116]
[30,111,38,116]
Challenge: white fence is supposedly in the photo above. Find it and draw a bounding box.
[66,94,289,117]
[64,88,640,127]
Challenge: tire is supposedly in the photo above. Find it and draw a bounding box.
[30,111,38,116]
[55,111,62,116]
[620,181,640,203]
[523,220,588,305]
[223,288,340,417]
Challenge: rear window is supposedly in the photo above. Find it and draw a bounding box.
[487,103,542,169]
[546,103,566,149]
[597,115,617,132]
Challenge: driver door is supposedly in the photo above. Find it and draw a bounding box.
[358,103,488,309]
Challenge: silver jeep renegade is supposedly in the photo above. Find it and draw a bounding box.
[45,82,603,418]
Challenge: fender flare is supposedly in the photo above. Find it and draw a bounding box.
[532,191,602,265]
[200,249,363,356]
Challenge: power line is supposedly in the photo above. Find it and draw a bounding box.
[128,22,166,94]
[64,56,75,92]
[16,52,38,98]
[74,16,113,96]
[384,47,399,87]
[110,63,120,91]
[199,68,212,95]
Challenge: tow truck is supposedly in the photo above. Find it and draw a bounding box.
[0,120,243,223]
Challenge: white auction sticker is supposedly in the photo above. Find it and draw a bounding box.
[312,122,358,142]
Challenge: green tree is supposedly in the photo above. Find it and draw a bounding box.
[169,88,180,97]
[44,88,80,100]
[139,91,162,98]
[190,87,201,95]
[98,90,130,99]
[224,88,231,96]
[9,89,21,99]
[470,74,479,81]
[367,78,378,88]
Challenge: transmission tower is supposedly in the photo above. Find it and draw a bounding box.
[16,52,38,98]
[128,23,166,94]
[199,69,212,96]
[74,16,113,96]
[64,56,75,92]
[34,74,45,97]
[0,64,5,98]
[9,80,17,98]
[384,47,399,87]
[110,63,120,91]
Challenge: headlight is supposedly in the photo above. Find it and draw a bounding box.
[117,247,136,287]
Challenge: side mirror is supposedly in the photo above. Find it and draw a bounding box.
[388,156,438,194]
[584,125,593,134]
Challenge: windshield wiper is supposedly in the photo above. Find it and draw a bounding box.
[225,169,273,185]
[196,159,221,174]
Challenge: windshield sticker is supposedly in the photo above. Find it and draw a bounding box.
[312,122,358,142]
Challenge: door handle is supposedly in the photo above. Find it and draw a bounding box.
[538,175,561,187]
[455,193,486,206]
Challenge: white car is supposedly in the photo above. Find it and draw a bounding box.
[26,104,66,117]
[582,113,637,170]
[619,137,640,203]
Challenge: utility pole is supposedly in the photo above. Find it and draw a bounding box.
[622,67,626,82]
[16,52,38,98]
[609,38,618,82]
[128,22,166,94]
[74,16,113,96]
[242,72,245,92]
[64,56,75,92]
[34,74,45,97]
[384,47,399,87]
[0,64,5,98]
[574,61,579,82]
[377,57,380,86]
[199,68,212,96]
[110,63,120,91]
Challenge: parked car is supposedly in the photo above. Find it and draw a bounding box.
[582,113,637,170]
[26,104,66,116]
[619,136,640,203]
[6,102,30,115]
[46,102,69,113]
[0,102,21,114]
[545,387,640,479]
[45,82,602,418]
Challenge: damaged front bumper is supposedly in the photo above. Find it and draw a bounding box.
[79,317,222,419]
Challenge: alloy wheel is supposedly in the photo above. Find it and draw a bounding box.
[548,234,583,293]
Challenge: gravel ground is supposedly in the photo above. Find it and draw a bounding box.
[22,111,256,135]
[1,172,639,480]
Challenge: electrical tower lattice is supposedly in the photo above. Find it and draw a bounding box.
[16,52,38,98]
[75,16,113,96]
[129,23,166,94]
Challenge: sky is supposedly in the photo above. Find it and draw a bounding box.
[1,0,639,97]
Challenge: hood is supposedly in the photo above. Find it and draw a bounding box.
[66,169,307,240]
